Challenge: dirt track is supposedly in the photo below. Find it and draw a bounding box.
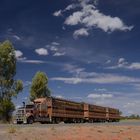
[0,122,140,140]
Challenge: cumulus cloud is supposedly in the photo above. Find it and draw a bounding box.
[65,5,133,32]
[55,0,134,38]
[15,50,23,58]
[64,11,83,25]
[15,50,27,61]
[81,10,133,32]
[118,58,125,64]
[73,28,89,39]
[53,10,62,17]
[15,50,47,64]
[35,48,48,56]
[46,42,66,57]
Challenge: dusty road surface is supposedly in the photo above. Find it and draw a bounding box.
[0,122,140,140]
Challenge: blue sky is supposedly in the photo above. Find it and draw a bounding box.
[0,0,140,115]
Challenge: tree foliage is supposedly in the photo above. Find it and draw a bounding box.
[30,71,51,101]
[0,99,15,122]
[125,114,140,119]
[0,40,23,122]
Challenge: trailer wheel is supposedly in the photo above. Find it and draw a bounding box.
[27,117,34,124]
[52,118,56,124]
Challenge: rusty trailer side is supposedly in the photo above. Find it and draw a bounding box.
[107,107,120,121]
[46,97,84,123]
[34,97,121,123]
[84,103,107,122]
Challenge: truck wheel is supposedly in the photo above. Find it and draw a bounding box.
[27,117,34,124]
[52,118,56,124]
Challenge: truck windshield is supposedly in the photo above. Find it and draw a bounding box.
[26,105,34,108]
[17,109,24,114]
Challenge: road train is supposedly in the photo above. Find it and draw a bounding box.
[14,97,120,124]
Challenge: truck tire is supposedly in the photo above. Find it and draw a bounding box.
[27,117,34,124]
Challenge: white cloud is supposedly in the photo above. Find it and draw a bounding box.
[7,28,13,33]
[20,60,46,64]
[73,28,89,39]
[51,72,140,84]
[35,48,48,56]
[63,64,85,74]
[51,77,82,84]
[13,35,21,41]
[65,4,74,11]
[50,46,58,51]
[94,88,107,92]
[64,11,83,25]
[81,9,133,32]
[53,10,62,17]
[94,0,99,5]
[22,96,28,100]
[7,28,21,41]
[107,58,140,70]
[123,102,136,108]
[15,50,23,58]
[15,50,27,61]
[62,26,66,30]
[127,63,140,70]
[106,60,111,64]
[53,52,65,56]
[51,42,60,46]
[51,63,140,84]
[57,0,134,38]
[23,81,31,87]
[118,58,125,64]
[54,95,64,99]
[46,42,66,57]
[123,101,140,115]
[86,94,140,115]
[65,4,79,11]
[16,105,22,109]
[87,93,113,99]
[15,50,47,64]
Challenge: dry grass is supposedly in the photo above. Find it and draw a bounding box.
[8,125,17,133]
[97,130,103,133]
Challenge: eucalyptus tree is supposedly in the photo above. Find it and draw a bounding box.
[30,71,50,101]
[0,40,23,122]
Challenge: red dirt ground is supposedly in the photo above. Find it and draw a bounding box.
[0,124,140,140]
